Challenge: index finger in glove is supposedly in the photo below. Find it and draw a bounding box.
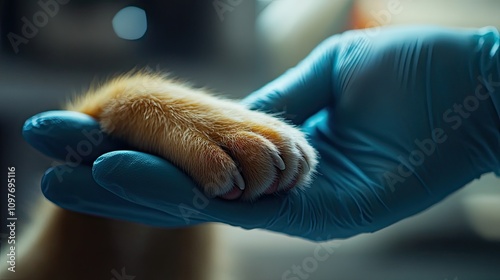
[23,110,129,164]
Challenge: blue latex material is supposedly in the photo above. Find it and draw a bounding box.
[23,26,499,241]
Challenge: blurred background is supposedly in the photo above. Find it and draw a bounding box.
[0,0,499,279]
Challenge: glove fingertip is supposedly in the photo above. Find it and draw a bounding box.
[92,151,122,184]
[22,110,101,156]
[23,110,98,137]
[92,151,152,191]
[41,166,80,206]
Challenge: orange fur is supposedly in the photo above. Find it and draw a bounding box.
[67,72,318,200]
[0,72,319,280]
[0,200,216,280]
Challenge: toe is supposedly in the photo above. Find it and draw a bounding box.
[264,176,280,194]
[220,186,243,200]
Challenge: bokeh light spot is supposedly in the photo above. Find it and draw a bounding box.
[112,6,147,40]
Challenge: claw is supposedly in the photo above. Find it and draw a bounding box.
[272,152,286,171]
[233,170,246,190]
[300,157,310,173]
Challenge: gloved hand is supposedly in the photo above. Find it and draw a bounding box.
[24,26,500,241]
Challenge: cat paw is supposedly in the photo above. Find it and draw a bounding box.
[71,73,318,202]
[203,113,318,201]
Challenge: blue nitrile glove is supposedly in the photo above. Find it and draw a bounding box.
[23,26,500,241]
